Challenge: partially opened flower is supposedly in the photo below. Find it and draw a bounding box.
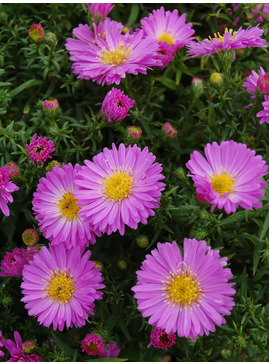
[141,6,195,67]
[21,244,104,331]
[242,66,266,98]
[74,143,165,235]
[186,140,268,214]
[100,342,121,358]
[87,3,114,19]
[132,239,235,340]
[69,30,161,85]
[43,98,59,113]
[32,163,99,250]
[148,327,176,349]
[26,134,55,167]
[257,94,269,124]
[0,247,27,277]
[28,23,44,42]
[0,165,19,216]
[101,88,135,122]
[2,331,41,362]
[81,333,105,356]
[187,25,266,58]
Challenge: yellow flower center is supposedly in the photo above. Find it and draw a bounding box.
[209,28,237,42]
[87,343,98,351]
[210,172,235,196]
[29,28,42,42]
[98,42,132,66]
[57,191,80,220]
[157,32,174,45]
[44,269,75,303]
[102,168,133,201]
[163,268,201,308]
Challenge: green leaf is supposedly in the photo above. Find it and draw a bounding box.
[10,79,43,98]
[259,209,269,240]
[127,4,139,26]
[218,211,248,226]
[50,331,73,356]
[253,239,264,275]
[240,266,247,300]
[86,358,127,362]
[154,76,177,90]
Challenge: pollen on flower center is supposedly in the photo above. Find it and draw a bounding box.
[86,343,98,351]
[57,191,80,220]
[257,73,269,93]
[44,269,75,303]
[209,28,236,42]
[99,42,132,66]
[157,31,174,45]
[102,168,133,201]
[210,172,235,196]
[163,268,201,308]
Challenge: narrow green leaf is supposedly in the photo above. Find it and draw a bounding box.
[117,320,131,341]
[10,79,43,98]
[253,240,264,275]
[127,3,139,26]
[218,211,248,226]
[86,358,127,362]
[50,331,72,356]
[240,266,247,300]
[259,209,269,240]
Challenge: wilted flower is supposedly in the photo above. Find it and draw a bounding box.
[26,134,55,167]
[101,88,135,122]
[81,333,105,356]
[148,327,176,349]
[0,165,19,216]
[163,122,177,138]
[28,23,45,42]
[0,247,27,277]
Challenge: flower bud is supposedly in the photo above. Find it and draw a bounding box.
[22,341,35,353]
[127,126,142,140]
[28,23,45,42]
[44,32,57,46]
[117,259,127,270]
[162,122,177,138]
[5,161,19,180]
[192,77,203,98]
[46,160,61,172]
[43,98,59,113]
[136,235,149,248]
[22,229,39,246]
[209,72,223,86]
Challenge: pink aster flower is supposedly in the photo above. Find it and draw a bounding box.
[81,333,105,356]
[87,3,114,19]
[28,23,44,42]
[74,143,165,236]
[148,327,176,349]
[65,18,124,57]
[163,122,177,138]
[101,88,135,122]
[141,7,195,68]
[250,3,269,23]
[2,331,41,362]
[187,25,267,58]
[26,134,55,167]
[0,247,27,277]
[256,94,269,124]
[132,239,235,340]
[21,244,104,331]
[100,342,121,358]
[0,165,19,216]
[186,140,268,214]
[69,30,161,85]
[242,66,266,98]
[32,163,99,250]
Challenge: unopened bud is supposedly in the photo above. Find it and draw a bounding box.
[162,122,177,138]
[22,229,39,246]
[136,235,149,248]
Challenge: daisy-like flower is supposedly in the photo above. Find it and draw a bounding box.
[141,6,195,67]
[28,23,44,42]
[257,94,269,124]
[2,331,41,362]
[187,25,267,58]
[242,66,266,98]
[87,3,114,19]
[32,163,99,250]
[0,165,19,216]
[132,239,235,340]
[148,327,176,349]
[100,342,121,358]
[0,247,27,277]
[26,134,55,167]
[69,30,161,85]
[186,140,268,214]
[81,333,105,356]
[74,143,165,235]
[65,18,124,57]
[101,88,135,122]
[21,244,104,331]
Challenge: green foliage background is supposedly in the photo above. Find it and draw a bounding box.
[0,3,269,361]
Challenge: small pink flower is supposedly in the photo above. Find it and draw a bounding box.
[256,94,269,124]
[28,23,44,42]
[22,229,39,246]
[0,165,19,216]
[87,3,114,19]
[0,247,27,277]
[257,73,269,94]
[43,98,59,112]
[100,342,121,358]
[163,122,177,138]
[148,327,176,349]
[242,66,266,98]
[101,88,135,123]
[26,246,39,262]
[81,334,105,356]
[26,133,55,166]
[2,331,41,362]
[5,161,19,180]
[127,126,142,140]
